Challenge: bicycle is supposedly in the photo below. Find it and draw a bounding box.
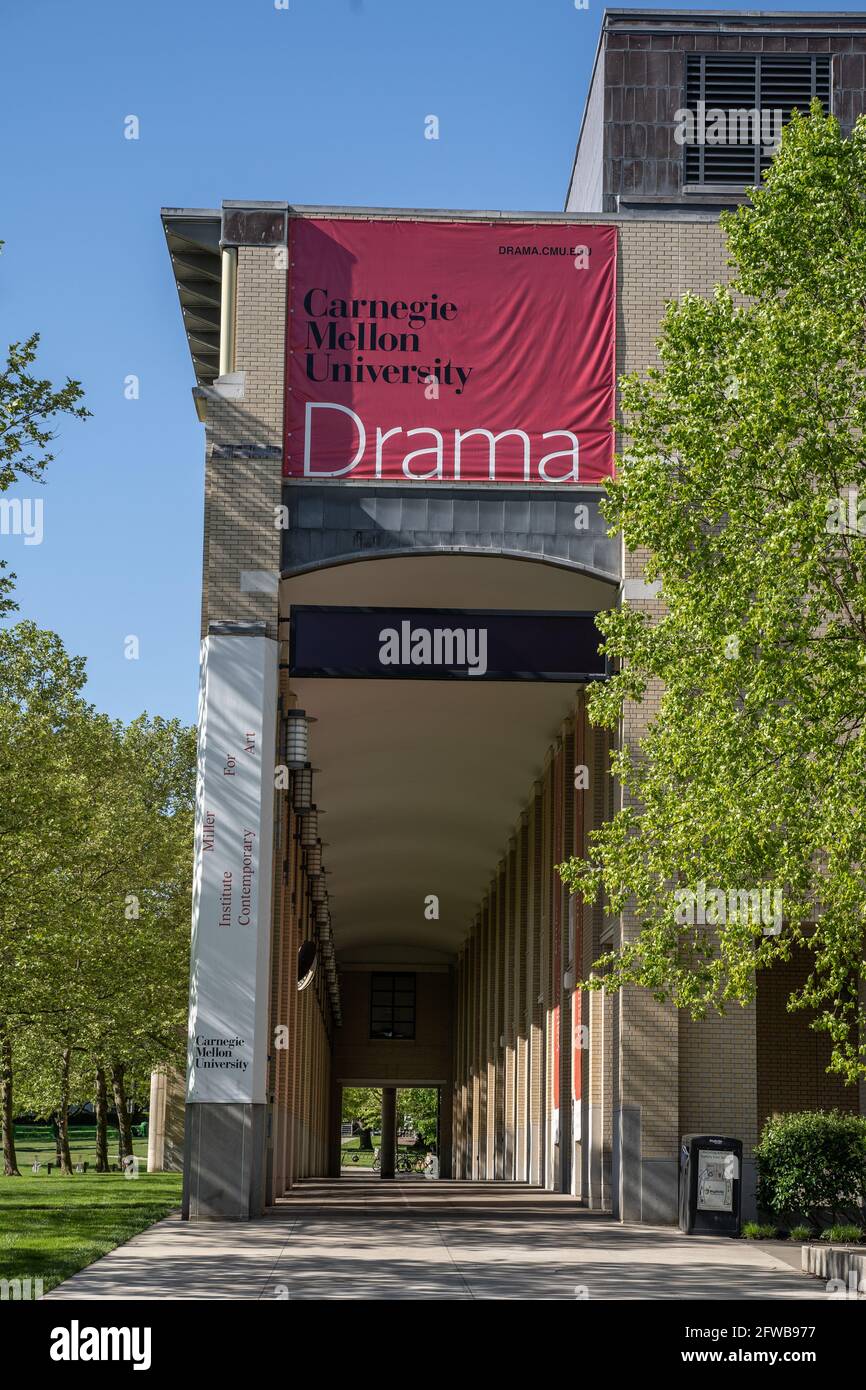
[396,1148,429,1173]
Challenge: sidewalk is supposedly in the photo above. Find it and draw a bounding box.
[45,1177,824,1301]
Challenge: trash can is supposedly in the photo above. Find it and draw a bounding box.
[679,1134,742,1236]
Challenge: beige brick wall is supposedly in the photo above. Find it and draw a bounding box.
[679,1006,759,1154]
[615,220,744,1177]
[756,953,860,1132]
[201,245,285,636]
[332,970,452,1086]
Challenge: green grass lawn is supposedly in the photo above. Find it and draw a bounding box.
[12,1123,148,1171]
[340,1133,381,1167]
[339,1135,431,1169]
[0,1171,183,1294]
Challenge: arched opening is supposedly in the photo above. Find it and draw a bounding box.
[276,551,617,1190]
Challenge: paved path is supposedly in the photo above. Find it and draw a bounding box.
[46,1176,823,1300]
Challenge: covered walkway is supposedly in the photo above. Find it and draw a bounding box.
[46,1179,820,1301]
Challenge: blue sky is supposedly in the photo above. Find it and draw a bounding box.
[0,0,857,723]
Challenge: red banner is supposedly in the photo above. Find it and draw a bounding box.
[285,219,616,485]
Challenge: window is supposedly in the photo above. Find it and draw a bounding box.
[370,973,416,1040]
[684,53,831,187]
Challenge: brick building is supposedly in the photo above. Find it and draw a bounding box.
[158,9,866,1224]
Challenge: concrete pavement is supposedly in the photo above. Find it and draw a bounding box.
[46,1175,825,1300]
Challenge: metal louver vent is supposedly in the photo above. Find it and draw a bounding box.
[684,53,831,187]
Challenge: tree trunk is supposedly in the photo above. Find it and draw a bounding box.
[57,1047,73,1175]
[94,1065,109,1172]
[0,1026,20,1176]
[357,1125,373,1151]
[51,1113,62,1165]
[111,1061,134,1163]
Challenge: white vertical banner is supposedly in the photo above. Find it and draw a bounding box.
[187,633,278,1104]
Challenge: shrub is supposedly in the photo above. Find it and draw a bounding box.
[788,1224,811,1242]
[743,1222,778,1239]
[755,1110,866,1228]
[820,1224,863,1244]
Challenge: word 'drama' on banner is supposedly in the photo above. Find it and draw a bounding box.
[285,220,617,485]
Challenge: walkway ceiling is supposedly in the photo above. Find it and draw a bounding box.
[284,554,616,962]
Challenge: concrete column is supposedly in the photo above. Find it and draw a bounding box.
[485,886,497,1180]
[587,988,605,1209]
[380,1087,396,1179]
[438,1083,453,1178]
[298,985,310,1177]
[147,1068,185,1172]
[541,756,558,1192]
[184,628,278,1221]
[555,736,572,1195]
[287,855,304,1188]
[585,722,612,1211]
[328,1072,341,1177]
[613,988,679,1224]
[453,953,464,1175]
[479,899,490,1179]
[474,912,484,1179]
[495,858,508,1180]
[527,784,545,1187]
[268,794,287,1200]
[461,941,470,1178]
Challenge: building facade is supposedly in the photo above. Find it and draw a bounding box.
[159,8,866,1224]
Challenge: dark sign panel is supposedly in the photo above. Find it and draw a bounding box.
[289,607,607,683]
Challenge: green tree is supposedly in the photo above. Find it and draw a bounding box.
[0,242,89,615]
[1,627,195,1175]
[0,623,88,1174]
[83,714,195,1163]
[398,1088,438,1147]
[341,1087,381,1149]
[560,107,866,1085]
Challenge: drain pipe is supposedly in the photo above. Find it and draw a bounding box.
[219,245,238,377]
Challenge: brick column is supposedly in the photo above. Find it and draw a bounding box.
[514,813,529,1182]
[493,859,506,1180]
[184,244,286,1221]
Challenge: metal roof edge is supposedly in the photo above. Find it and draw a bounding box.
[564,20,606,213]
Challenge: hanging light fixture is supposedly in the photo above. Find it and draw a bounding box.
[300,805,319,847]
[310,875,327,904]
[305,840,322,876]
[315,904,330,929]
[285,709,309,769]
[291,764,313,812]
[297,939,317,991]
